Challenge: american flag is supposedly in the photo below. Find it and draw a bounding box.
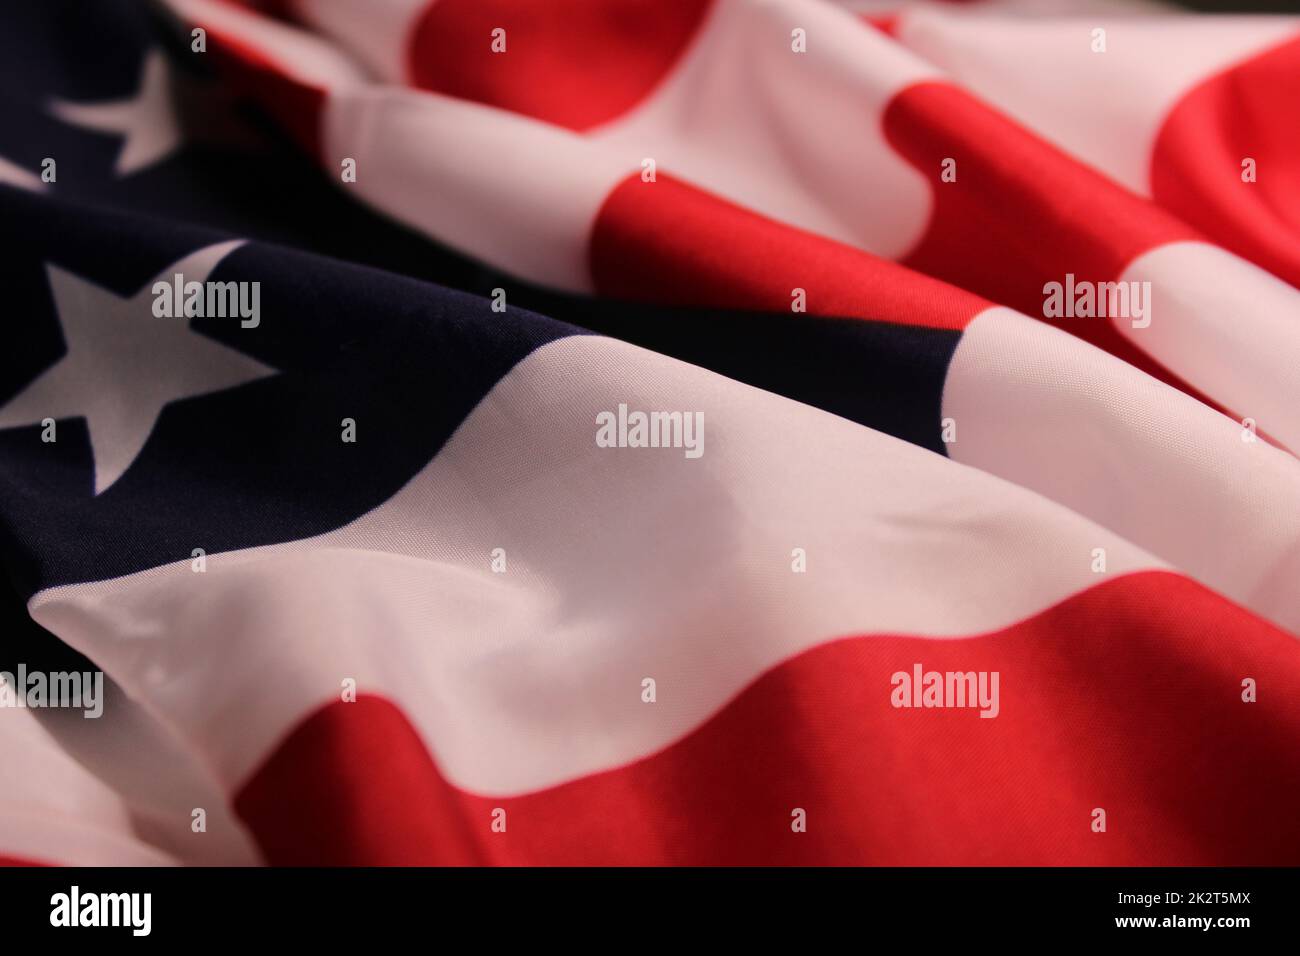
[1,0,1299,867]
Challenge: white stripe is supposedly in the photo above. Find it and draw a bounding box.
[895,11,1299,195]
[162,0,372,88]
[323,88,634,292]
[945,305,1300,635]
[0,679,264,865]
[1119,240,1300,456]
[0,705,178,865]
[291,0,431,83]
[31,337,1161,796]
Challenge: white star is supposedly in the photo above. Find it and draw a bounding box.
[0,240,277,495]
[49,50,183,176]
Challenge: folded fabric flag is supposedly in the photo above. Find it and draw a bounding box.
[0,0,1296,866]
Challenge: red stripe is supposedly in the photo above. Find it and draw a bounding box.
[235,571,1300,865]
[882,81,1224,408]
[590,172,987,330]
[1151,35,1300,290]
[866,15,900,38]
[407,0,713,130]
[199,26,328,159]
